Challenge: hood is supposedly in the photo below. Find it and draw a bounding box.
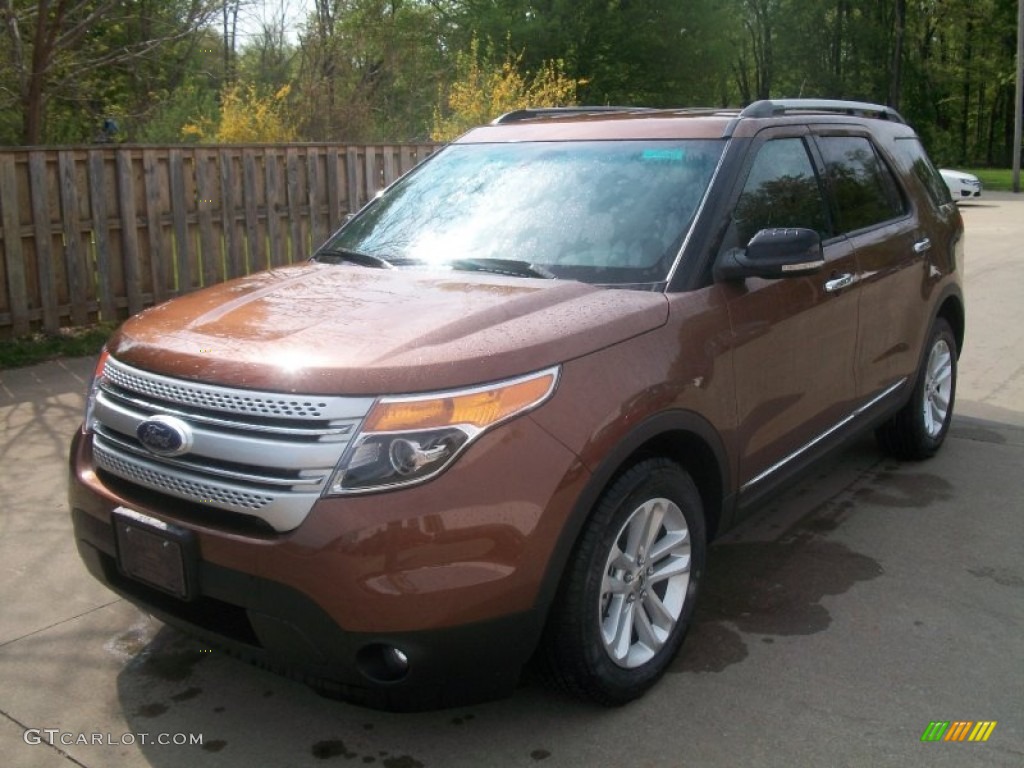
[109,263,669,395]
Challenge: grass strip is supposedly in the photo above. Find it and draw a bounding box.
[1,324,114,369]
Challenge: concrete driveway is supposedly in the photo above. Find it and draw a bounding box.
[1,195,1022,767]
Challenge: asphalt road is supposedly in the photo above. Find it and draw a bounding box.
[1,195,1022,768]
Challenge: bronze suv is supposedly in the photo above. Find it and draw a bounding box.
[70,99,964,710]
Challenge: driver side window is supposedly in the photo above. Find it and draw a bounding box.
[723,138,832,252]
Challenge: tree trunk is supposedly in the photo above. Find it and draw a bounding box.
[22,76,46,145]
[959,20,973,163]
[888,0,906,109]
[23,0,58,145]
[832,0,845,88]
[734,57,752,104]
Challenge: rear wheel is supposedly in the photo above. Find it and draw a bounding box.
[876,317,957,460]
[542,458,706,706]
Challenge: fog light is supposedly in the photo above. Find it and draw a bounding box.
[356,643,411,683]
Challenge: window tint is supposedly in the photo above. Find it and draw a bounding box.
[731,138,831,246]
[895,136,953,208]
[819,136,906,232]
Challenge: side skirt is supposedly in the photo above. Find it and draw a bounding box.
[736,378,908,511]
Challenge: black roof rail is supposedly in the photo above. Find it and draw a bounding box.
[740,99,905,124]
[492,106,656,124]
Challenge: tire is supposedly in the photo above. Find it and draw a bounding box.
[541,458,706,706]
[876,317,957,460]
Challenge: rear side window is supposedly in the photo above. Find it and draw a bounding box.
[818,136,906,233]
[730,137,832,245]
[895,136,953,208]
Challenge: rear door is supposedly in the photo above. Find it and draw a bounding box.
[812,130,923,397]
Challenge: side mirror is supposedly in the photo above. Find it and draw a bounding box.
[715,227,825,281]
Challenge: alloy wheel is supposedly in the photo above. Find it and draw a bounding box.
[922,338,953,438]
[598,497,692,669]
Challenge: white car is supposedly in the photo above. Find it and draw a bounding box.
[940,169,982,202]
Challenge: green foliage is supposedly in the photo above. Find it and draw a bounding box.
[452,0,732,107]
[237,33,296,92]
[136,84,220,144]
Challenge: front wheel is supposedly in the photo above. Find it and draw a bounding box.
[541,458,706,706]
[876,317,958,460]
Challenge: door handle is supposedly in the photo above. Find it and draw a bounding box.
[824,273,854,293]
[913,238,932,254]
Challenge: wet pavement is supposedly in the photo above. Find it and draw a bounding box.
[1,196,1022,767]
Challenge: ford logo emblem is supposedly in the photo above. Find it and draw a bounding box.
[136,415,193,457]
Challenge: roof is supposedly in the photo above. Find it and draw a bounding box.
[454,99,906,143]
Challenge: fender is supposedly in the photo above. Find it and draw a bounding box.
[880,280,966,421]
[885,281,965,414]
[532,408,733,616]
[929,281,965,357]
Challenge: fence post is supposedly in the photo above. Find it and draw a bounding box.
[0,156,30,335]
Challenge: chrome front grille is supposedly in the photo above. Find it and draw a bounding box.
[93,442,275,511]
[102,361,337,418]
[90,356,373,532]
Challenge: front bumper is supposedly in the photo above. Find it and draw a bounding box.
[68,417,585,710]
[72,506,544,710]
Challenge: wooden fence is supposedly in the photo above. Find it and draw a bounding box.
[0,142,436,338]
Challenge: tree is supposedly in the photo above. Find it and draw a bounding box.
[294,0,450,141]
[731,0,780,102]
[889,0,906,109]
[236,1,296,91]
[222,0,245,85]
[0,0,1019,166]
[443,0,731,107]
[0,0,220,145]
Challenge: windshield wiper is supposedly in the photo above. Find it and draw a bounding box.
[448,258,555,279]
[315,248,395,270]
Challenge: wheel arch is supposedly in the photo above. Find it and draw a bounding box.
[935,289,965,359]
[534,410,732,618]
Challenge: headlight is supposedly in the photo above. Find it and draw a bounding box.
[326,366,559,494]
[83,348,110,434]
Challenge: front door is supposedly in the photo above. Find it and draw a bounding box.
[716,130,861,498]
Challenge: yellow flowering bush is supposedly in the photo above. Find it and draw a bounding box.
[182,84,297,143]
[432,37,582,142]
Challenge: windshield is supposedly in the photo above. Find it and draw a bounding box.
[315,140,724,286]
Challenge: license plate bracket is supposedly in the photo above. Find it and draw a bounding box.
[113,507,198,601]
